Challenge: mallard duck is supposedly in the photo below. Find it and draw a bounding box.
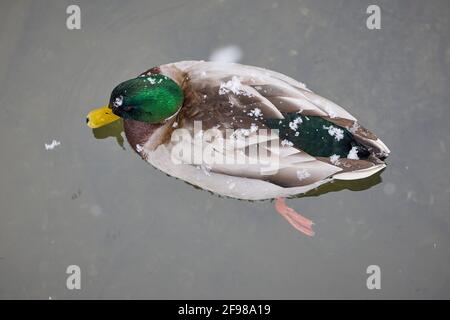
[86,61,390,236]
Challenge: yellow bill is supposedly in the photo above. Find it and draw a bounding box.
[86,106,120,129]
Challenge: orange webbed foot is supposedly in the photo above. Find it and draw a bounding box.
[275,197,315,236]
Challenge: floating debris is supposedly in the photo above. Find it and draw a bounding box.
[45,139,61,150]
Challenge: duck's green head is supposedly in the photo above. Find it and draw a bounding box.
[86,74,184,128]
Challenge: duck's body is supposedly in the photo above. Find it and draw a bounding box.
[120,60,389,201]
[87,60,390,235]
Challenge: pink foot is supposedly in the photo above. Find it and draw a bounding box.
[275,197,315,236]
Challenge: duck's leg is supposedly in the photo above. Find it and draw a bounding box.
[275,197,315,236]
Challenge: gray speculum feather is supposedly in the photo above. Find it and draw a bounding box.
[265,113,370,158]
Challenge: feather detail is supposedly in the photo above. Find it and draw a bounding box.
[127,61,389,200]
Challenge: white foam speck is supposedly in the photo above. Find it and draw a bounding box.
[323,125,344,141]
[45,139,61,150]
[281,139,293,147]
[289,117,303,131]
[296,169,311,181]
[330,154,341,165]
[248,108,262,117]
[233,128,250,139]
[219,76,250,96]
[347,146,359,160]
[324,105,337,118]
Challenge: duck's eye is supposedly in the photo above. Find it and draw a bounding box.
[112,95,123,108]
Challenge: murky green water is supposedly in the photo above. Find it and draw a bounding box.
[1,0,450,299]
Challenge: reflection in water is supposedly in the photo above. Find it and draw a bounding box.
[297,170,384,199]
[91,119,125,149]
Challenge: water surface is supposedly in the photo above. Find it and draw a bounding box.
[1,0,450,299]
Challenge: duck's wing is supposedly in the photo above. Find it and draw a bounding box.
[143,61,389,198]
